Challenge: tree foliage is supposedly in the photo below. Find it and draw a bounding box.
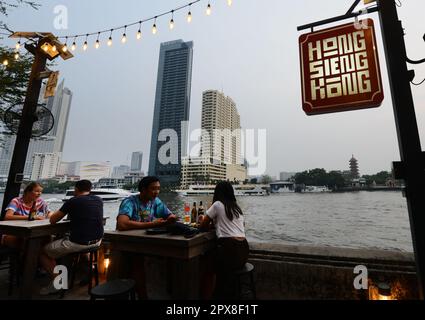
[0,1,40,32]
[294,168,346,190]
[0,1,39,138]
[362,171,392,186]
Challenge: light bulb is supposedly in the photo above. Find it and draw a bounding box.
[137,30,142,40]
[71,42,76,51]
[15,41,21,50]
[62,45,68,52]
[206,3,212,15]
[169,19,174,30]
[121,33,127,43]
[83,41,88,51]
[43,43,49,52]
[227,0,233,6]
[152,23,157,34]
[2,59,8,66]
[95,40,100,49]
[187,11,192,23]
[107,37,113,46]
[14,52,19,60]
[52,45,57,52]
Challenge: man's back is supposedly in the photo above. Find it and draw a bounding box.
[60,195,104,243]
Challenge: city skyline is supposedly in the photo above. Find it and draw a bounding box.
[2,0,424,177]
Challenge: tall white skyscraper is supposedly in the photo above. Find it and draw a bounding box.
[201,90,241,165]
[130,152,143,172]
[0,80,72,179]
[181,90,246,187]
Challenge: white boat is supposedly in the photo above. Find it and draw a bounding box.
[175,184,269,196]
[302,186,332,193]
[62,187,136,202]
[270,181,295,193]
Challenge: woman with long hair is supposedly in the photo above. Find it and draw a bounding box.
[200,181,249,299]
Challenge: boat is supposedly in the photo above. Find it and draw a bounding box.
[62,186,136,202]
[302,186,332,193]
[270,181,295,193]
[175,184,269,196]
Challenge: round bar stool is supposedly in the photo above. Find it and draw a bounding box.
[90,279,136,300]
[60,246,100,298]
[234,262,257,300]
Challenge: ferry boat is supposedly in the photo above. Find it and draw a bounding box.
[175,184,269,196]
[62,186,136,202]
[302,185,332,193]
[270,181,296,193]
[270,182,331,193]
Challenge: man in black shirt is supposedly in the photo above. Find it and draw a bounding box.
[39,180,104,295]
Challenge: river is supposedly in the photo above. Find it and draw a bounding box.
[0,191,414,252]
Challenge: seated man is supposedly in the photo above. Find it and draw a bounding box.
[39,179,104,295]
[116,176,176,299]
[116,176,176,231]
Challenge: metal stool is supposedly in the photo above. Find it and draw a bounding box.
[60,246,100,298]
[90,279,136,300]
[234,262,256,300]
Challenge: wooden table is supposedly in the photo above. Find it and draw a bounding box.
[103,229,216,299]
[0,220,70,299]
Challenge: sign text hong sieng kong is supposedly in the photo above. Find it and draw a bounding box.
[299,19,384,115]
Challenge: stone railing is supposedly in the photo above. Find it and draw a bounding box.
[248,242,418,300]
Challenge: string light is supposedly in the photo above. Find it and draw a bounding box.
[169,10,175,30]
[14,52,19,60]
[107,30,113,46]
[71,37,77,51]
[95,33,100,49]
[136,22,142,40]
[152,16,157,35]
[121,26,127,44]
[2,59,8,66]
[62,37,68,52]
[52,45,57,52]
[187,8,192,23]
[8,0,221,56]
[83,34,88,51]
[42,43,49,52]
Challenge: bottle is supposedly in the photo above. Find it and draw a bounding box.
[197,201,204,224]
[183,202,191,224]
[191,202,197,225]
[28,201,37,221]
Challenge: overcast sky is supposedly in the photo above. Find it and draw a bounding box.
[2,0,425,177]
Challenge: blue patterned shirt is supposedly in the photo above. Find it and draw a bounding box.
[118,195,171,222]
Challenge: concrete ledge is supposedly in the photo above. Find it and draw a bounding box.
[247,242,418,300]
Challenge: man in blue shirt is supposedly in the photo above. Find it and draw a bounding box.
[116,176,176,230]
[115,176,176,299]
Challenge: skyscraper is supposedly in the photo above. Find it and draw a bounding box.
[130,151,143,172]
[181,90,246,187]
[201,90,241,165]
[0,80,72,179]
[148,40,194,186]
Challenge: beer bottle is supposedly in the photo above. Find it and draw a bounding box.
[197,201,205,224]
[28,201,37,221]
[191,202,197,224]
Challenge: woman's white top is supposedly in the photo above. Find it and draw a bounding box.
[206,201,245,238]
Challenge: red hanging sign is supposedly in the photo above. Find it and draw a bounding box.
[299,19,384,115]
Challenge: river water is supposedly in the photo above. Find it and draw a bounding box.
[1,191,414,252]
